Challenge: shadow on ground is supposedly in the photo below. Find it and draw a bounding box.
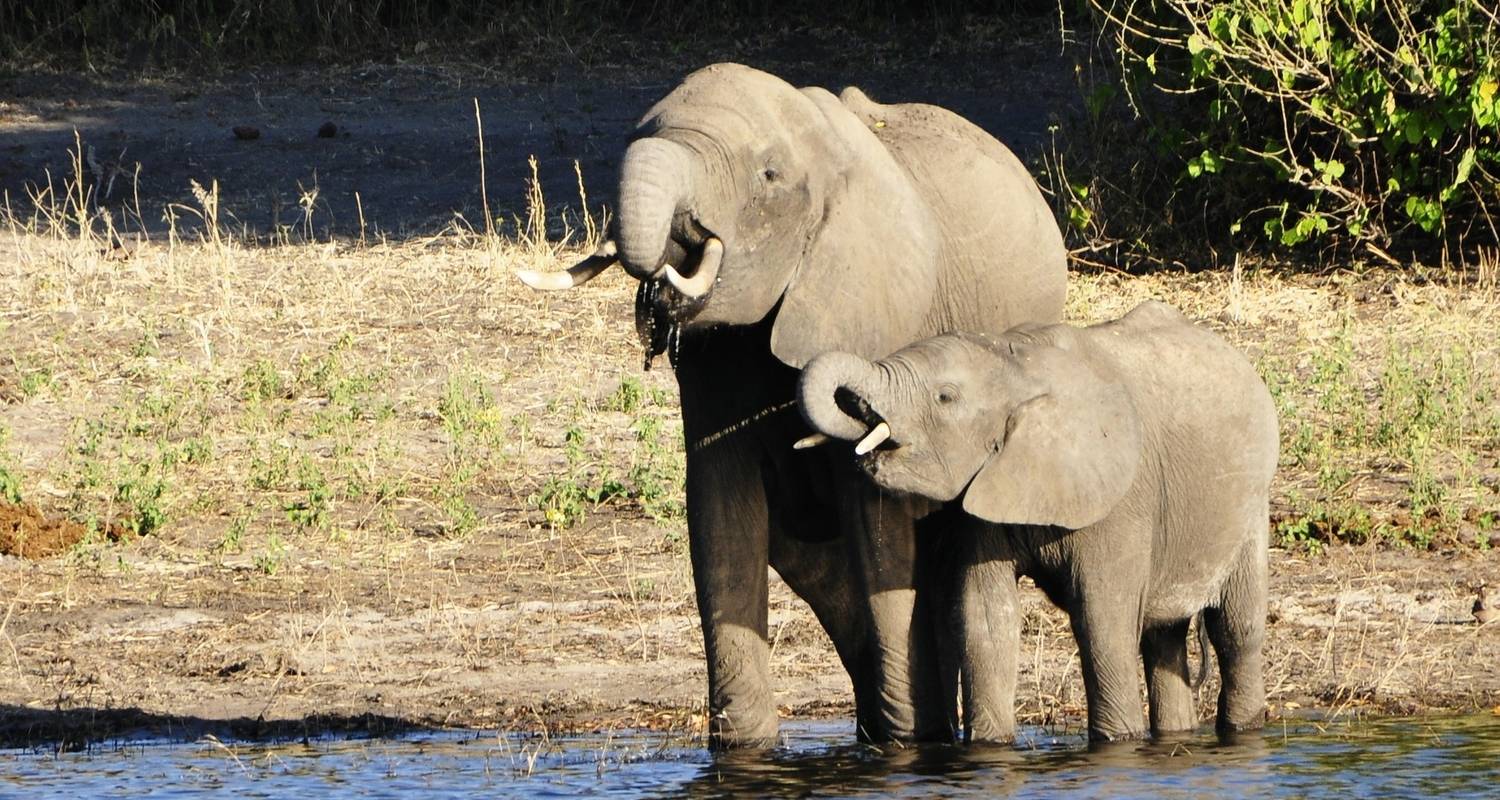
[0,27,1078,241]
[0,704,426,751]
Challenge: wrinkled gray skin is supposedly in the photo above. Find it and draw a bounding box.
[799,302,1278,743]
[525,63,1067,747]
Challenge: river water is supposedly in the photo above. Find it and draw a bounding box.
[3,715,1497,798]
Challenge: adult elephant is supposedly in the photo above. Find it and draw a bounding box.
[519,63,1066,747]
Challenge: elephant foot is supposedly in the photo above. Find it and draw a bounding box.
[964,729,1018,746]
[1215,708,1267,737]
[1087,724,1149,744]
[707,707,782,750]
[852,717,958,745]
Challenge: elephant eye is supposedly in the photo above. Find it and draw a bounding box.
[935,385,960,406]
[762,166,779,182]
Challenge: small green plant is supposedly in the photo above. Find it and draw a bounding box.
[217,512,250,554]
[249,444,294,491]
[0,467,20,505]
[131,322,161,359]
[605,377,646,414]
[532,473,627,529]
[528,427,629,530]
[255,533,287,575]
[1277,496,1378,554]
[283,460,333,531]
[439,464,481,537]
[628,414,686,522]
[115,463,167,536]
[177,437,214,465]
[19,367,55,398]
[0,425,22,504]
[1276,513,1325,556]
[438,368,503,443]
[241,359,288,402]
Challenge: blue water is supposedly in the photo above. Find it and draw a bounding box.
[3,715,1498,798]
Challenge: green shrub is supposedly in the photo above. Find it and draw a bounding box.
[1090,0,1499,252]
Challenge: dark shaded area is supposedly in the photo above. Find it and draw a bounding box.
[0,705,425,751]
[0,26,1079,241]
[0,1,1064,67]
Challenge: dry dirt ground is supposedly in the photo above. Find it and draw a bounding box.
[1,39,1497,750]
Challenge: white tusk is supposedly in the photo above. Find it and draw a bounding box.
[664,237,723,299]
[793,433,831,450]
[515,241,617,290]
[854,422,891,456]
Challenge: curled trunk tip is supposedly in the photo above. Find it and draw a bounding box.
[799,351,880,442]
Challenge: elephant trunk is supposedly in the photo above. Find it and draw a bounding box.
[799,352,884,441]
[618,137,694,279]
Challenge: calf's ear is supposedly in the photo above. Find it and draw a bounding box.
[961,378,1142,530]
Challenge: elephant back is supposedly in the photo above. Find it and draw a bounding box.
[1087,304,1280,491]
[838,87,1068,338]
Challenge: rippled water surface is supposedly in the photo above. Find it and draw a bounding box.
[4,715,1498,798]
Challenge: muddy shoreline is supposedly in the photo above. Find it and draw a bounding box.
[3,534,1495,750]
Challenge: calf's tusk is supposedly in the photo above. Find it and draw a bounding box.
[793,433,831,450]
[515,241,618,290]
[854,422,891,456]
[664,237,723,299]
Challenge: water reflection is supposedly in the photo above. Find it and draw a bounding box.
[1,715,1497,799]
[676,717,1498,799]
[675,729,1279,799]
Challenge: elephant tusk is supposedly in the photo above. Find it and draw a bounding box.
[793,433,831,450]
[664,237,723,299]
[854,422,891,456]
[515,241,618,290]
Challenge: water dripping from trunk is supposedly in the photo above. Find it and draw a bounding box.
[690,400,798,453]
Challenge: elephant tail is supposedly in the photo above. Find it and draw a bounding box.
[1191,612,1213,691]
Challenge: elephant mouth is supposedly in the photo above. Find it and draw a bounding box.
[836,388,899,456]
[634,236,717,366]
[661,236,720,297]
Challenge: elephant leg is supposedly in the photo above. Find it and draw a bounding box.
[1205,540,1268,734]
[844,487,953,742]
[1071,591,1147,742]
[922,530,962,742]
[685,441,779,748]
[1141,619,1198,735]
[767,527,880,742]
[956,530,1020,744]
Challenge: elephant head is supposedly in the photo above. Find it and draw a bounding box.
[517,63,939,368]
[797,330,1144,530]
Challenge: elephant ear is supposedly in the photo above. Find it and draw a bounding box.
[961,372,1143,530]
[767,88,939,367]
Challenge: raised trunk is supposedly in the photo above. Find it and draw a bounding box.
[617,137,693,279]
[798,351,883,441]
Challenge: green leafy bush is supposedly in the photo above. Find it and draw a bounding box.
[1090,0,1499,252]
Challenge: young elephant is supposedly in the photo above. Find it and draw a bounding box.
[797,301,1278,743]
